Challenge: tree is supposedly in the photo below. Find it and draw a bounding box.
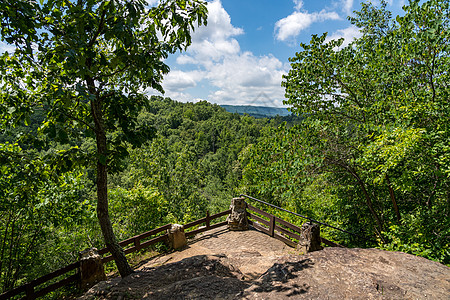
[1,0,207,277]
[240,0,449,262]
[0,143,92,291]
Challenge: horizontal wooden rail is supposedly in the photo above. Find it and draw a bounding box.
[276,223,301,241]
[101,209,233,264]
[247,212,270,226]
[0,208,231,300]
[98,224,172,256]
[7,205,331,300]
[275,217,302,233]
[209,209,231,220]
[0,285,26,299]
[1,197,352,300]
[34,273,80,298]
[184,217,208,230]
[246,204,272,219]
[247,217,297,248]
[247,205,303,246]
[29,262,80,288]
[184,210,230,231]
[273,232,297,248]
[120,224,172,247]
[248,220,269,235]
[321,237,345,248]
[185,221,228,237]
[0,262,80,300]
[102,234,170,264]
[247,203,343,249]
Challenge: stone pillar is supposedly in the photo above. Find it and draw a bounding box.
[79,248,107,290]
[168,224,187,249]
[297,222,323,254]
[227,197,248,231]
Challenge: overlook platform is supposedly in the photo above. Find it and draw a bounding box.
[79,225,450,299]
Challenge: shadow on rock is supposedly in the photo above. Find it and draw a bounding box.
[242,258,313,297]
[81,255,252,300]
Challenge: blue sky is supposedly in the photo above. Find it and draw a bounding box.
[0,0,407,107]
[155,0,406,107]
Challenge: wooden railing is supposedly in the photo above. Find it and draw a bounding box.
[98,223,172,264]
[246,203,344,248]
[0,262,80,300]
[1,201,342,300]
[0,209,230,300]
[184,210,231,237]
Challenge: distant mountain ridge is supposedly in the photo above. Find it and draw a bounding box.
[220,105,291,118]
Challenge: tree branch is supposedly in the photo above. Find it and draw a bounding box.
[88,7,107,48]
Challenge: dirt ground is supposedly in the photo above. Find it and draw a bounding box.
[79,226,450,300]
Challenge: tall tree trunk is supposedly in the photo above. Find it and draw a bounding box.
[354,176,384,240]
[92,100,133,278]
[386,175,401,222]
[339,163,384,237]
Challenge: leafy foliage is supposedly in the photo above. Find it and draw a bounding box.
[0,143,92,291]
[241,0,450,263]
[115,97,269,219]
[0,97,271,293]
[1,1,449,296]
[1,0,208,277]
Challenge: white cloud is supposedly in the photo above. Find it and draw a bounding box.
[162,70,204,91]
[293,0,304,11]
[159,0,288,107]
[146,0,159,7]
[275,10,340,42]
[176,54,197,65]
[0,41,16,54]
[205,52,287,106]
[162,91,195,103]
[326,25,362,47]
[186,0,243,64]
[340,0,354,15]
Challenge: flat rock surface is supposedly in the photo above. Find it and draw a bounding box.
[79,226,450,300]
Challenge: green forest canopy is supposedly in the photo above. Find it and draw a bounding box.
[0,0,449,296]
[242,0,449,262]
[1,0,208,278]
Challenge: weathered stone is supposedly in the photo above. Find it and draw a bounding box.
[297,222,323,254]
[79,248,107,290]
[168,224,187,249]
[78,228,450,300]
[227,197,248,231]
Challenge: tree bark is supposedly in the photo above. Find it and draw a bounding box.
[386,175,401,222]
[353,173,383,234]
[336,162,384,236]
[92,99,133,278]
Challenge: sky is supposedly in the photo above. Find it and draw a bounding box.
[0,0,407,107]
[155,0,406,107]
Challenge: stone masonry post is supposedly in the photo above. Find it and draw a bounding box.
[79,248,107,290]
[297,222,323,254]
[227,197,248,231]
[168,224,187,249]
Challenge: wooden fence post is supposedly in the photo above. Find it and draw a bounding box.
[269,215,275,237]
[134,237,141,251]
[25,283,34,300]
[206,210,210,230]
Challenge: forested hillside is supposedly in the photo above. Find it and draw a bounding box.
[220,105,291,118]
[0,0,449,297]
[241,0,450,264]
[0,96,283,293]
